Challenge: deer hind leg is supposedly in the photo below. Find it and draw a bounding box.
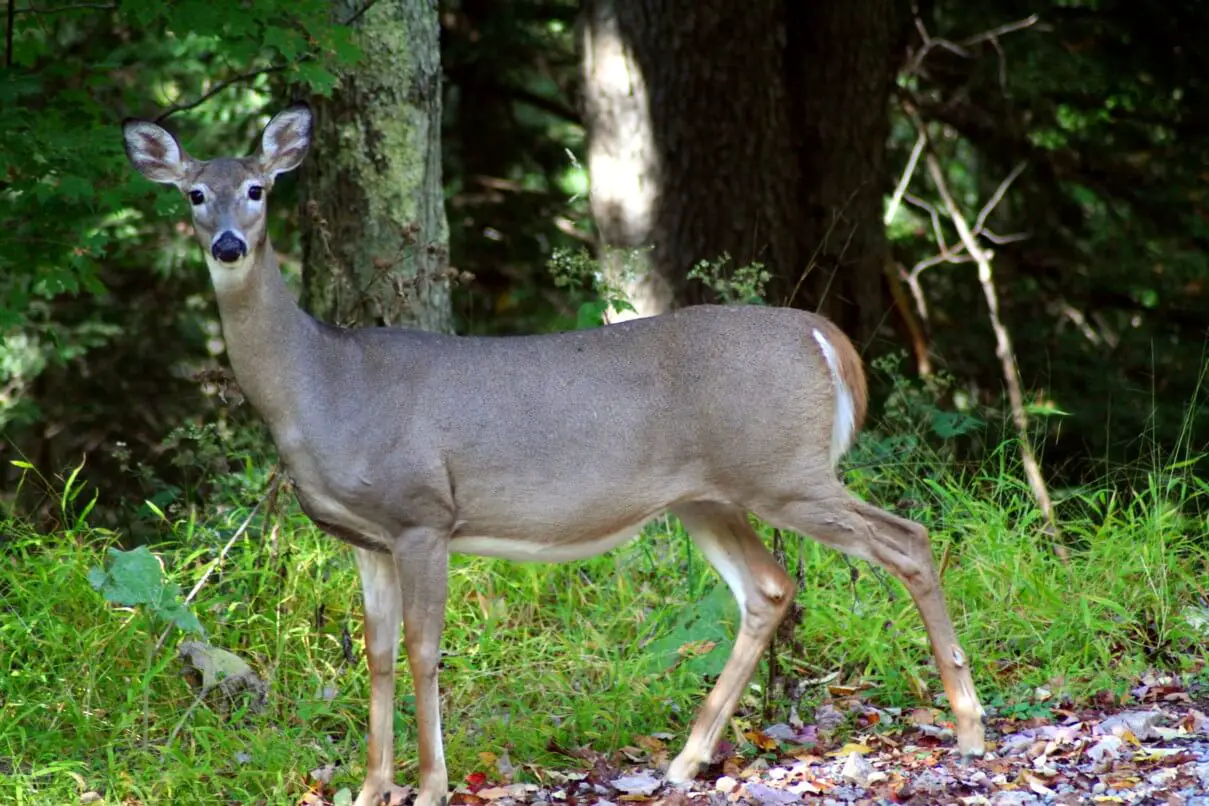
[665,503,796,783]
[760,485,985,756]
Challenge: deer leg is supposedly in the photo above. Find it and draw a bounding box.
[394,529,451,806]
[666,503,795,783]
[761,487,985,756]
[352,547,409,806]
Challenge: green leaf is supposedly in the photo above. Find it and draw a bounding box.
[264,26,300,61]
[645,583,736,676]
[160,602,204,633]
[86,566,108,591]
[89,546,202,633]
[90,546,165,606]
[575,300,609,330]
[1024,402,1071,417]
[294,61,339,95]
[930,410,984,439]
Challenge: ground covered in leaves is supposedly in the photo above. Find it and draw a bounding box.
[299,673,1209,806]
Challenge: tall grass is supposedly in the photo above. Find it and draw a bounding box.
[2,432,1206,803]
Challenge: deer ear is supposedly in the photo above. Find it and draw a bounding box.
[123,119,194,187]
[258,104,312,178]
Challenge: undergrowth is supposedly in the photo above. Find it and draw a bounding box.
[3,425,1207,804]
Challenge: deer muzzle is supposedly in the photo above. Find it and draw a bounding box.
[211,231,248,264]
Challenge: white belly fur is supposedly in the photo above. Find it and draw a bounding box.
[449,525,643,563]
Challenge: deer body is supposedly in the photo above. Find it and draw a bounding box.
[125,106,985,806]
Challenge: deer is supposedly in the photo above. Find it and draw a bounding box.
[122,103,985,806]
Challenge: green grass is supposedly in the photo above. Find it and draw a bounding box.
[2,452,1207,804]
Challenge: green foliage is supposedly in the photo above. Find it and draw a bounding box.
[0,0,361,506]
[686,253,772,306]
[88,546,202,634]
[441,0,590,336]
[547,247,637,328]
[888,0,1209,479]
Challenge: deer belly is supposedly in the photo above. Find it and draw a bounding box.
[448,524,644,563]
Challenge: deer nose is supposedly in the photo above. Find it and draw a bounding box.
[211,232,248,264]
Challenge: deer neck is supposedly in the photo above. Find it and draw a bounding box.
[207,238,316,433]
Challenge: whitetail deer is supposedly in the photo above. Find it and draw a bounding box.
[123,104,985,806]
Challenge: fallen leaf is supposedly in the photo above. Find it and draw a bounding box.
[611,772,661,796]
[475,787,513,801]
[177,641,268,711]
[1097,710,1162,740]
[840,751,874,787]
[737,757,769,778]
[827,742,872,758]
[464,771,488,793]
[743,730,778,751]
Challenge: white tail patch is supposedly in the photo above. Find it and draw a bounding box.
[812,328,857,468]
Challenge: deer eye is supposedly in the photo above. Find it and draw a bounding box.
[247,185,264,201]
[188,189,205,206]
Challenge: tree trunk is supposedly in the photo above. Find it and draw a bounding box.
[783,0,899,342]
[301,0,453,334]
[580,0,799,319]
[580,0,900,343]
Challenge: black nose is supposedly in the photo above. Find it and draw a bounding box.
[211,232,248,263]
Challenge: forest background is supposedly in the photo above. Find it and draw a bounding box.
[2,0,1209,803]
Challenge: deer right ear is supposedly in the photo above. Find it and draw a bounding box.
[123,119,192,187]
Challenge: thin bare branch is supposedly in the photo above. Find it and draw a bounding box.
[156,63,294,123]
[925,152,1057,534]
[973,160,1027,234]
[339,0,382,26]
[1059,300,1102,346]
[152,472,279,654]
[901,263,932,325]
[959,14,1040,48]
[910,251,971,280]
[906,13,1040,79]
[785,185,862,309]
[886,132,927,226]
[982,229,1031,246]
[904,192,953,255]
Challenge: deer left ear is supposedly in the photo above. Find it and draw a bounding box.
[258,104,313,178]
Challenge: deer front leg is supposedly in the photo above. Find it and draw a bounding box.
[395,529,451,806]
[353,548,410,806]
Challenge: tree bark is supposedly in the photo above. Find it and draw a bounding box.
[301,0,453,334]
[581,0,799,319]
[783,0,900,342]
[580,0,900,343]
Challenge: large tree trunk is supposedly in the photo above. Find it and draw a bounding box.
[783,0,899,342]
[580,0,899,343]
[581,0,799,319]
[301,0,453,333]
